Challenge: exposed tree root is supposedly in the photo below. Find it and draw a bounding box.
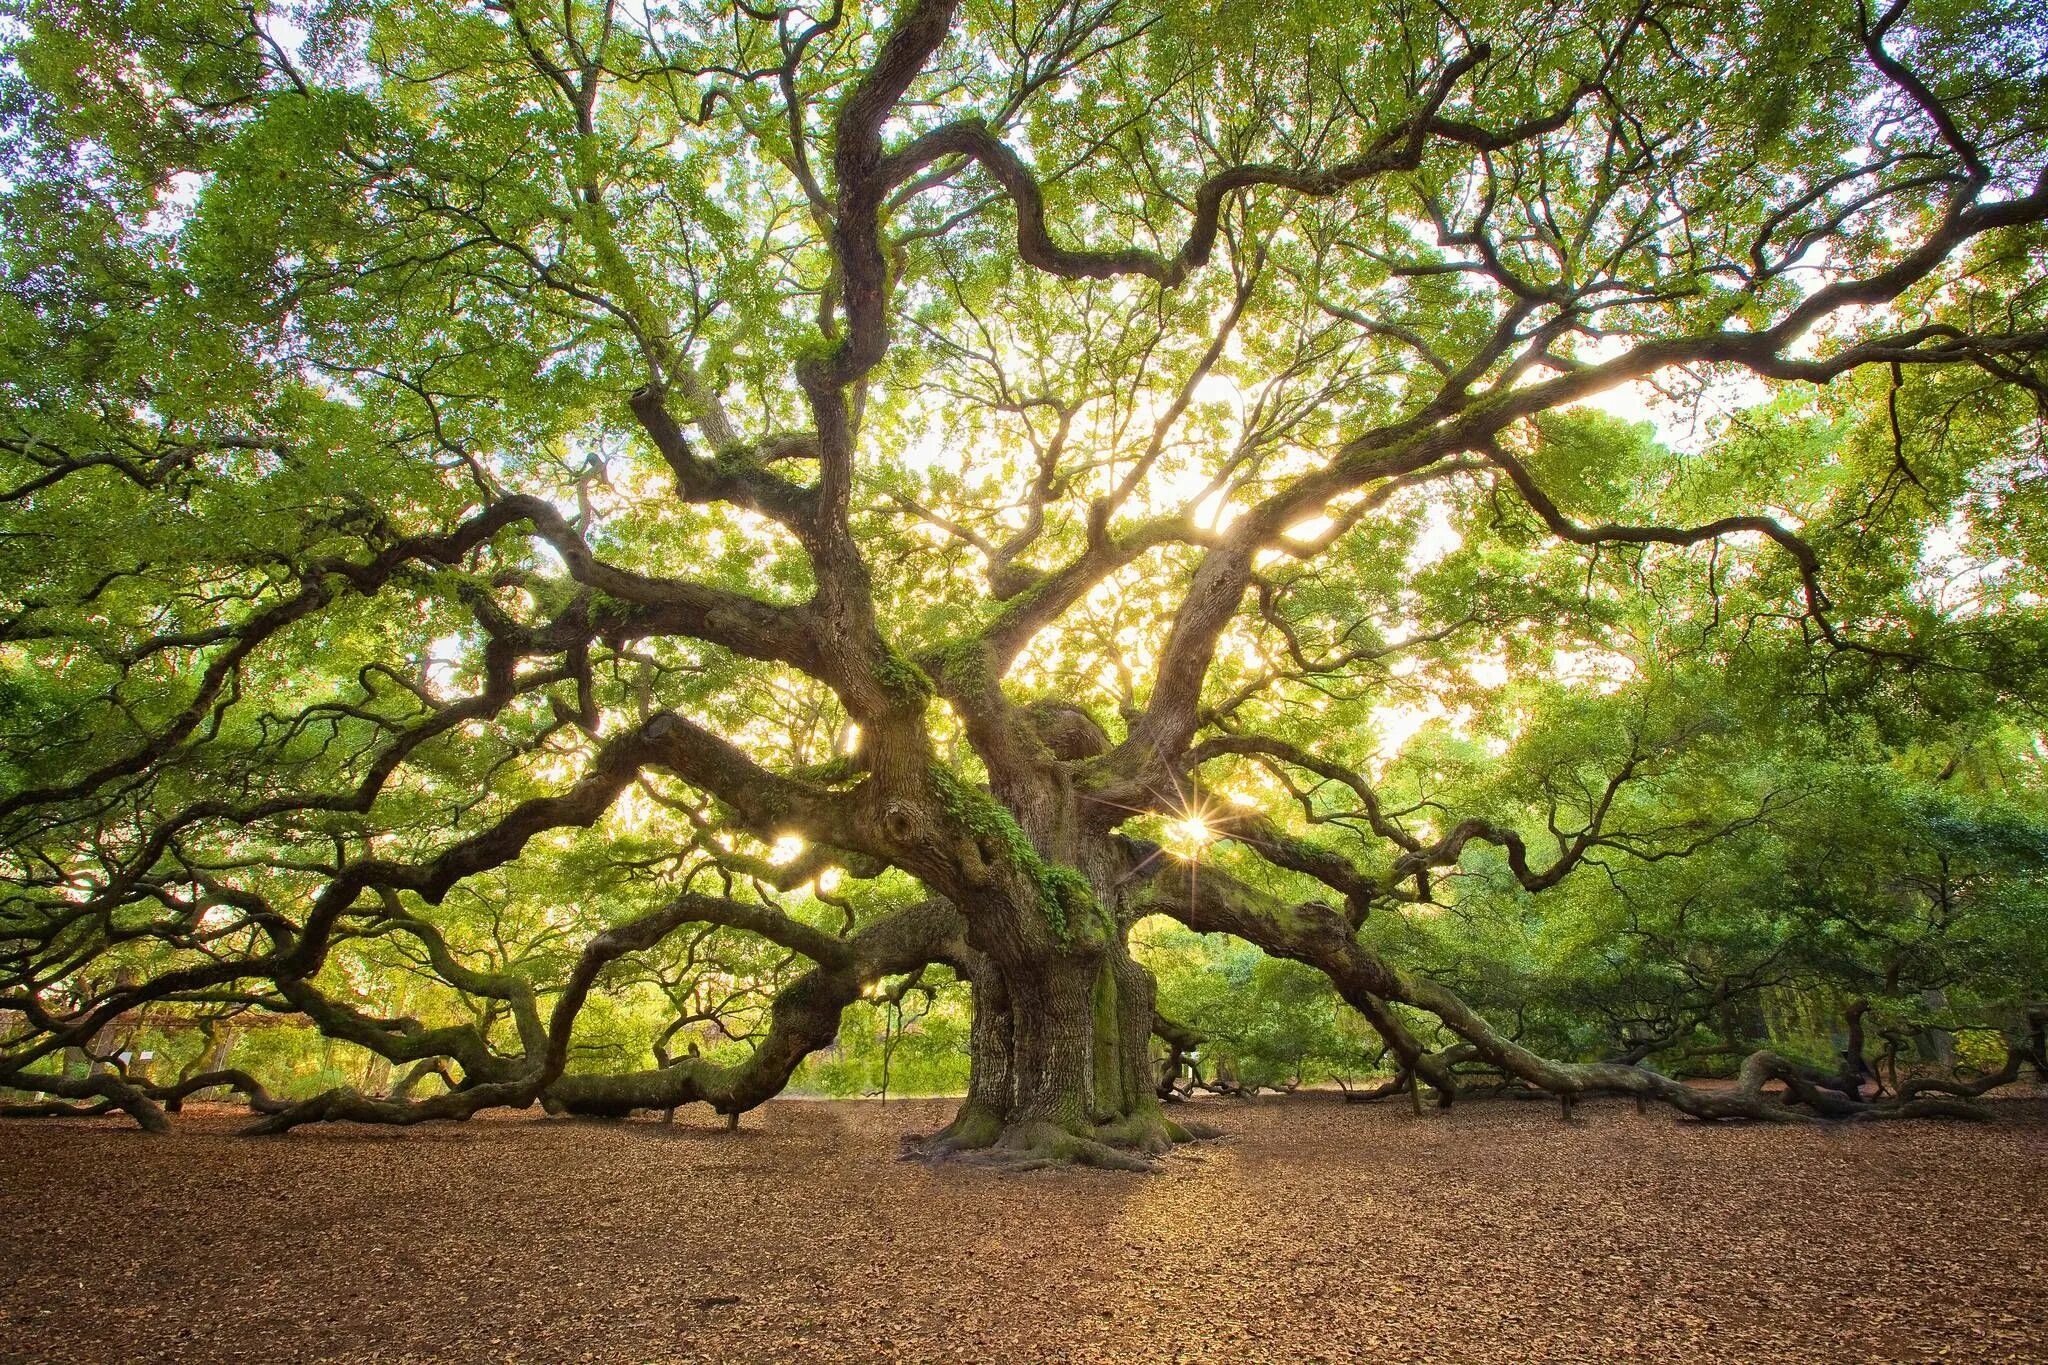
[906,1102,1217,1173]
[910,1101,1008,1157]
[966,1121,1162,1173]
[0,1069,169,1132]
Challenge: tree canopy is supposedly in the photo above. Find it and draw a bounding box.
[2,0,2046,1162]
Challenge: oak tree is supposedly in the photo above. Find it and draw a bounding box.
[4,0,2046,1163]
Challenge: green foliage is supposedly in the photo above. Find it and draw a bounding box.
[1142,921,1378,1089]
[792,986,973,1098]
[2,0,2045,1122]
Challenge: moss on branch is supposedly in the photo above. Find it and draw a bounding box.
[927,764,1096,946]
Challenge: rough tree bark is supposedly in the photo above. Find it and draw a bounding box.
[914,779,1207,1170]
[7,0,2047,1172]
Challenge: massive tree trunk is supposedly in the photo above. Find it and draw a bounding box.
[926,924,1192,1170]
[914,764,1205,1170]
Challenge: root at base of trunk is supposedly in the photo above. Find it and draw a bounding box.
[904,1104,1217,1172]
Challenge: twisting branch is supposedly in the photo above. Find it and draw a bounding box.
[875,45,1542,288]
[1140,857,2018,1123]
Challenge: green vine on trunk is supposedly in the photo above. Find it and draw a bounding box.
[872,645,935,702]
[927,764,1094,946]
[928,636,993,696]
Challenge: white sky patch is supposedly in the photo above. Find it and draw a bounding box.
[1465,656,1509,688]
[1913,507,2020,617]
[140,170,209,236]
[1370,701,1440,760]
[1283,513,1333,543]
[1552,647,1636,693]
[607,783,653,835]
[1191,486,1238,532]
[1560,348,1772,455]
[423,632,467,696]
[1406,499,1463,570]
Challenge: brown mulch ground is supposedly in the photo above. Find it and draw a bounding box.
[3,1093,2045,1363]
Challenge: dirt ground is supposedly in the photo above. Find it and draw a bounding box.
[2,1092,2045,1363]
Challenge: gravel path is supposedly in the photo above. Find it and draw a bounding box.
[3,1093,2044,1362]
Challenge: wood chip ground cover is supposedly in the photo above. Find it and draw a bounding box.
[2,1093,2044,1362]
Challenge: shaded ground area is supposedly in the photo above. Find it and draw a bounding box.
[3,1093,2046,1363]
